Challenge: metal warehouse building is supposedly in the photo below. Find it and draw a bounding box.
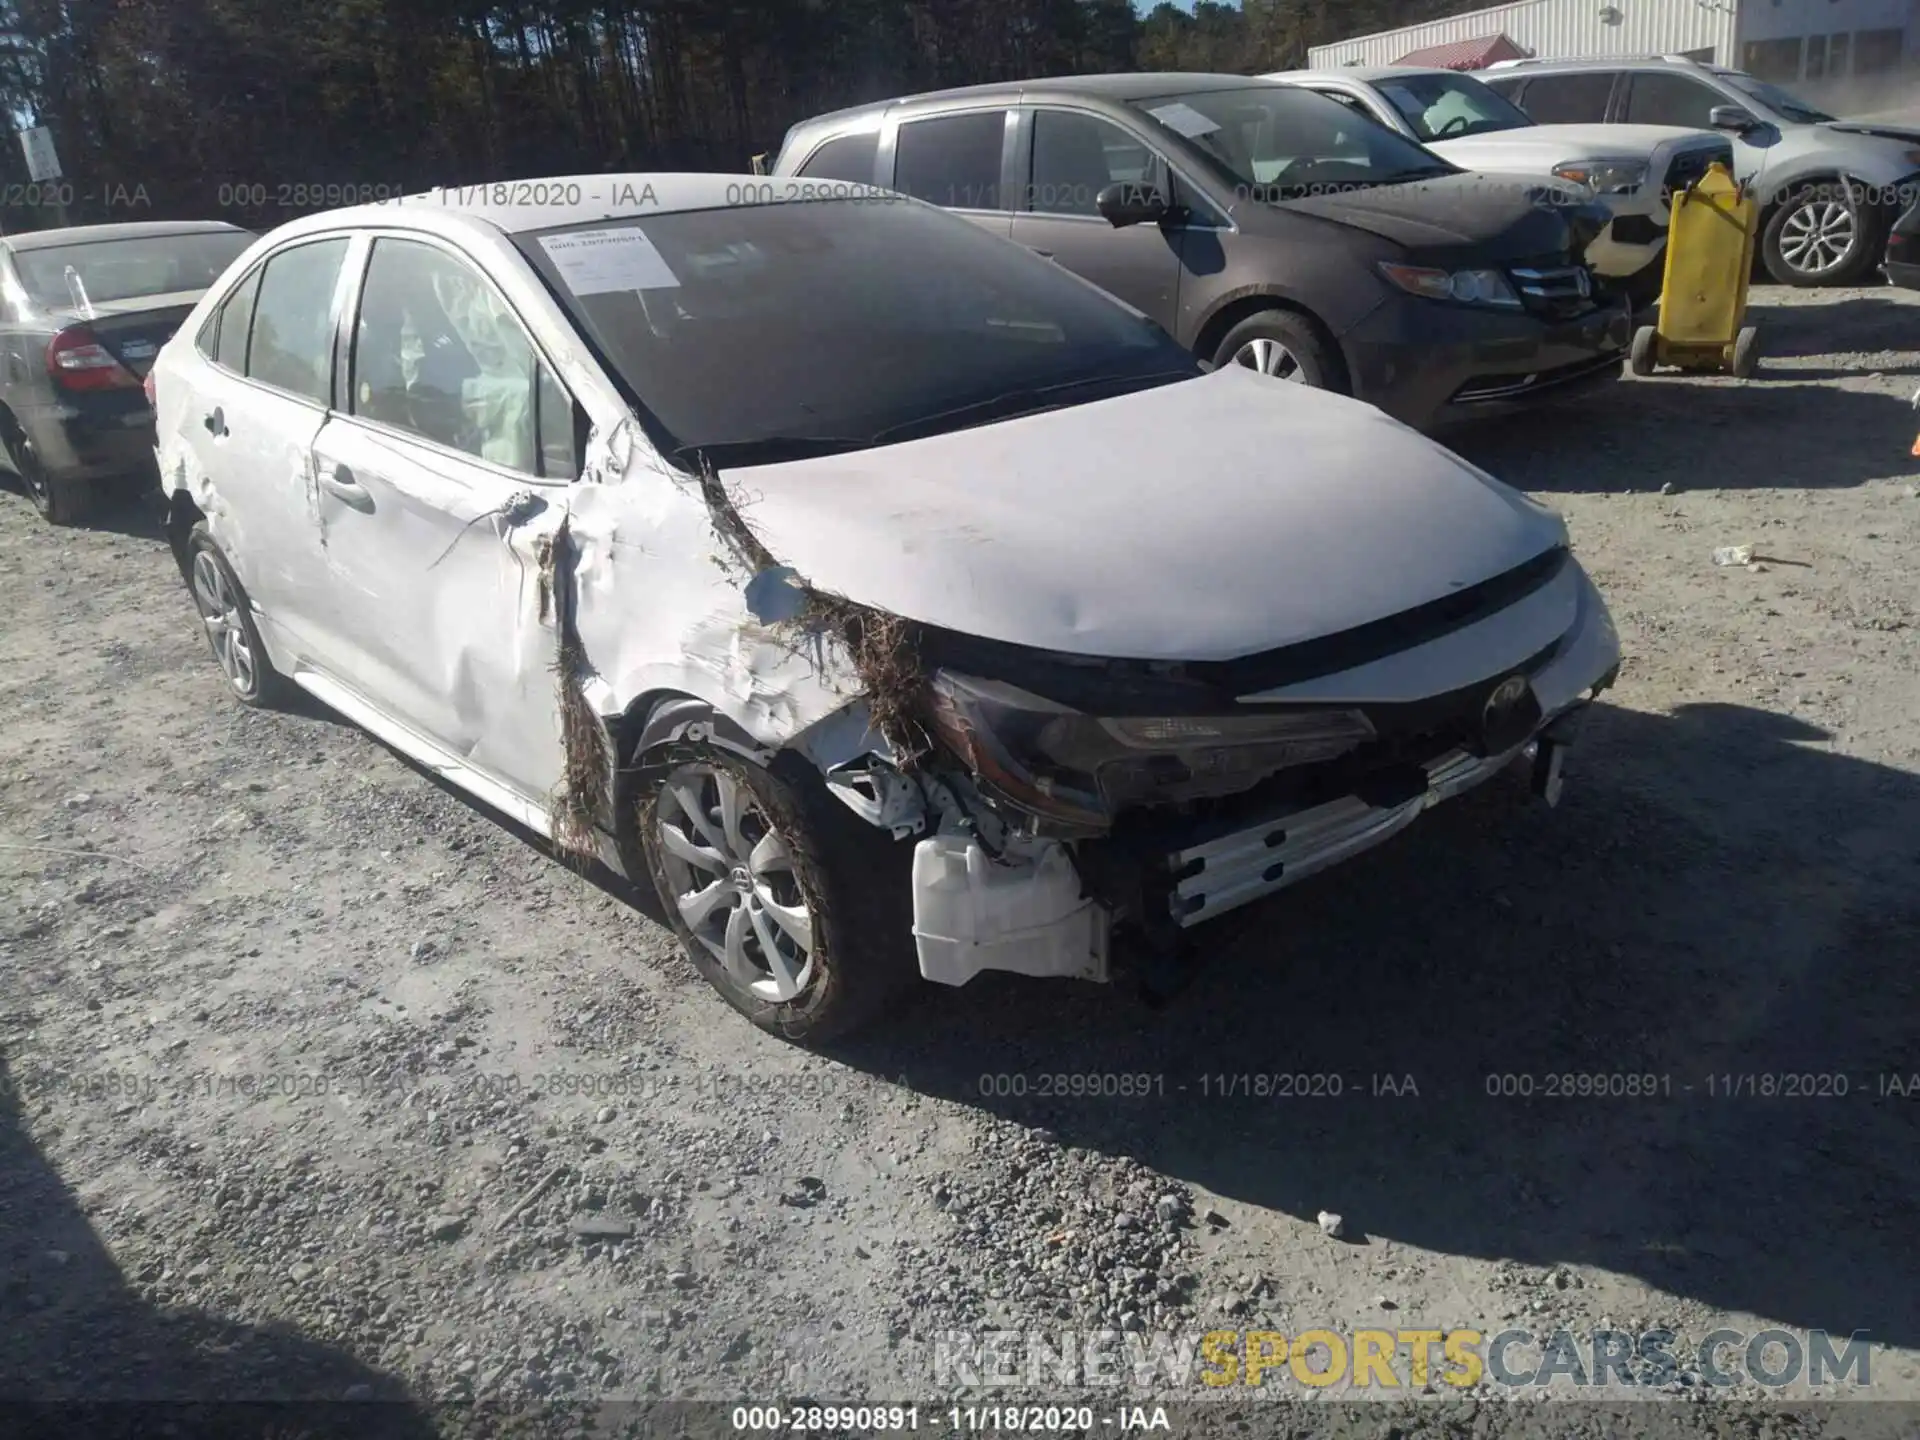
[1307,0,1920,88]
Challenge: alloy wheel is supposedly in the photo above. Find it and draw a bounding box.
[1779,198,1858,277]
[654,763,817,1004]
[1232,337,1306,381]
[191,550,257,695]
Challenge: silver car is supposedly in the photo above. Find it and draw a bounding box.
[1484,54,1920,286]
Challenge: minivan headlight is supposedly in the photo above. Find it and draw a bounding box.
[1379,262,1523,309]
[926,671,1376,829]
[1551,158,1649,195]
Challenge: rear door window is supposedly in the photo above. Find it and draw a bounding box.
[797,131,880,184]
[1624,72,1723,129]
[1514,71,1618,124]
[893,111,1008,210]
[246,238,349,404]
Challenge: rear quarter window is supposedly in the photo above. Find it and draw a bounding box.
[797,131,880,184]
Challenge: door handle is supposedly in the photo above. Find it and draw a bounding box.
[318,462,374,512]
[1032,249,1055,259]
[203,407,227,437]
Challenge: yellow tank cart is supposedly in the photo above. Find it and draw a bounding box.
[1628,161,1762,380]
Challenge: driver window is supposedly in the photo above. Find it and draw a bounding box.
[350,237,570,477]
[1028,110,1160,218]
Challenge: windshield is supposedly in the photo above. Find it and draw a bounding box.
[1130,86,1457,198]
[12,230,254,310]
[516,198,1200,460]
[1722,73,1835,124]
[1374,72,1533,141]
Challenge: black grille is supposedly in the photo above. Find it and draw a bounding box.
[1662,144,1732,202]
[1507,261,1597,320]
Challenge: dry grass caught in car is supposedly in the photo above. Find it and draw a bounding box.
[537,516,613,866]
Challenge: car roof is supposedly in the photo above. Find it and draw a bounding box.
[259,173,880,244]
[798,71,1285,127]
[1271,65,1473,85]
[1488,56,1743,78]
[2,220,249,253]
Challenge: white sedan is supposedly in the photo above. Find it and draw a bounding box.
[149,174,1621,1042]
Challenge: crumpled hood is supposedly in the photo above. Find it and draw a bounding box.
[724,367,1568,663]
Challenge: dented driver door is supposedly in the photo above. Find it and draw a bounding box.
[303,232,576,809]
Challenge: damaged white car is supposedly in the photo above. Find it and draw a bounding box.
[150,175,1621,1041]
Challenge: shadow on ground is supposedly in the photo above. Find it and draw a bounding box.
[827,701,1920,1351]
[1446,294,1920,491]
[0,1050,439,1436]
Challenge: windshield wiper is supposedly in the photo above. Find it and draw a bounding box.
[671,436,870,468]
[868,368,1199,447]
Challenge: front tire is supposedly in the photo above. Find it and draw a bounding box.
[1762,183,1886,286]
[638,746,916,1044]
[1213,309,1341,391]
[184,523,292,708]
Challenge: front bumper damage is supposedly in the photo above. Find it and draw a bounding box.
[866,563,1620,990]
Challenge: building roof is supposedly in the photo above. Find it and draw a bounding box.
[1395,33,1531,71]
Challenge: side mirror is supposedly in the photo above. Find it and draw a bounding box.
[1096,181,1170,228]
[1709,104,1758,133]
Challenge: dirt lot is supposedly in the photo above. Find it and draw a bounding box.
[2,284,1917,1437]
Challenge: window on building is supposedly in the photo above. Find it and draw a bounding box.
[1854,28,1904,76]
[1742,37,1805,82]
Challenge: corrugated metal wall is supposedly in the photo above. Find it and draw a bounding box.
[1306,0,1738,69]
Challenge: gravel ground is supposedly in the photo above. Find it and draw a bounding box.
[1,284,1917,1438]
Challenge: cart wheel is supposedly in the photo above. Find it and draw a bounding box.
[1628,325,1658,377]
[1731,325,1761,380]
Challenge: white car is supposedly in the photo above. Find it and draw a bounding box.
[149,175,1622,1042]
[1265,66,1732,304]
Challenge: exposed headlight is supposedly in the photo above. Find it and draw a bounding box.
[1551,158,1649,195]
[927,671,1376,831]
[1379,262,1523,309]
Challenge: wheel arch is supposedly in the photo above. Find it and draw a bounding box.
[609,689,780,877]
[1191,293,1350,392]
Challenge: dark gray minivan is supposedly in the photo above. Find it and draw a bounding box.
[772,74,1631,432]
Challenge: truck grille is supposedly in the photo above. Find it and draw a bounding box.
[1508,262,1596,319]
[1662,144,1733,202]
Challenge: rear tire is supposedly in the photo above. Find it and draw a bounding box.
[1762,182,1886,287]
[638,744,917,1044]
[183,523,293,708]
[1213,309,1341,391]
[4,424,89,526]
[1628,325,1658,377]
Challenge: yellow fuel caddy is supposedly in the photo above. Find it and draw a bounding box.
[1629,161,1763,380]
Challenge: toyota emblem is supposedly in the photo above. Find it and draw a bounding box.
[1484,675,1529,725]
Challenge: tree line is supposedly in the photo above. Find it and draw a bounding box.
[0,0,1483,234]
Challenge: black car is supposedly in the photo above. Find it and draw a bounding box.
[772,74,1630,432]
[1,221,256,524]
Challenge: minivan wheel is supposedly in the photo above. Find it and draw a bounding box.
[1763,183,1884,286]
[1215,310,1340,391]
[184,523,292,708]
[638,746,916,1044]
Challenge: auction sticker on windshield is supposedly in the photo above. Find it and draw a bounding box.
[1145,102,1221,138]
[537,227,680,293]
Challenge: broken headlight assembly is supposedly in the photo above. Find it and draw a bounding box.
[926,670,1377,832]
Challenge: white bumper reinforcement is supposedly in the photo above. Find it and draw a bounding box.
[1168,742,1526,928]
